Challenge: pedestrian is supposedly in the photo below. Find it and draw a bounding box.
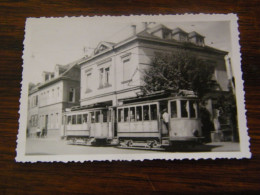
[162,109,169,136]
[42,127,46,138]
[36,126,41,138]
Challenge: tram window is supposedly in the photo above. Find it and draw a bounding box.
[102,110,108,122]
[170,101,177,118]
[130,107,135,122]
[90,112,95,123]
[136,106,142,121]
[67,116,72,124]
[150,104,157,120]
[124,108,129,122]
[118,109,123,122]
[83,114,88,123]
[72,115,76,124]
[181,100,188,118]
[77,114,82,124]
[143,105,150,121]
[189,101,197,118]
[95,111,100,123]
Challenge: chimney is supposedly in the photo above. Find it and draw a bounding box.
[142,22,148,30]
[131,25,136,35]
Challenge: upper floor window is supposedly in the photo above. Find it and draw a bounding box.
[30,95,38,108]
[123,58,131,82]
[35,95,38,106]
[85,70,92,93]
[99,66,111,89]
[179,34,188,42]
[69,88,75,102]
[57,87,60,97]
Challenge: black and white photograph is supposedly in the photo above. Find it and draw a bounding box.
[16,14,250,162]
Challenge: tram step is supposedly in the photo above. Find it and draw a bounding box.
[110,138,119,145]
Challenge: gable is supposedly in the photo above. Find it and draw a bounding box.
[94,41,115,55]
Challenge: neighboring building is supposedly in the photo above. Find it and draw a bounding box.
[27,61,82,138]
[79,24,229,110]
[27,83,40,137]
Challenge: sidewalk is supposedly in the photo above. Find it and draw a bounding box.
[206,141,240,152]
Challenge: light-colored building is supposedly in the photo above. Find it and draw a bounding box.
[27,62,82,138]
[79,24,229,109]
[27,83,40,137]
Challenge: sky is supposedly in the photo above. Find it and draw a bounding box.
[24,16,231,84]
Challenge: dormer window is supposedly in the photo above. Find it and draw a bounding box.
[43,72,55,82]
[93,41,115,55]
[179,33,188,42]
[50,73,54,79]
[171,28,188,42]
[162,30,171,39]
[45,74,49,81]
[149,24,172,39]
[188,31,205,46]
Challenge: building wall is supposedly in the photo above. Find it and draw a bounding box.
[63,80,80,106]
[138,40,229,91]
[80,39,229,108]
[80,42,141,106]
[38,103,63,138]
[27,90,39,137]
[39,81,63,107]
[27,66,81,138]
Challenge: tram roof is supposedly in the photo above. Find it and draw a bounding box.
[114,93,199,108]
[69,103,109,112]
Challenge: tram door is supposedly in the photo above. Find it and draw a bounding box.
[113,108,117,137]
[100,109,109,138]
[108,108,113,139]
[159,100,169,137]
[90,111,95,138]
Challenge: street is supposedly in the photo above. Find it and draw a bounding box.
[25,138,240,155]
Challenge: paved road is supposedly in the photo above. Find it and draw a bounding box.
[25,138,240,155]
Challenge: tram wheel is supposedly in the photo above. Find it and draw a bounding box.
[151,140,158,148]
[127,140,133,147]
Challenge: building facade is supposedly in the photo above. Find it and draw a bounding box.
[27,62,81,138]
[27,84,40,137]
[79,24,229,108]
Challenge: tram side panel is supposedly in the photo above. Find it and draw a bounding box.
[65,113,90,141]
[89,109,113,143]
[167,99,202,143]
[117,103,160,142]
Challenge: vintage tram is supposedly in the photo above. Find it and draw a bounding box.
[115,94,203,148]
[62,106,114,145]
[62,92,203,149]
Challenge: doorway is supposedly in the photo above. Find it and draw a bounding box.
[159,100,169,137]
[44,115,48,137]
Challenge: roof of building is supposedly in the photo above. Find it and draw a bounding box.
[188,31,205,38]
[93,41,116,55]
[147,24,172,34]
[78,24,228,65]
[29,56,85,94]
[171,27,188,35]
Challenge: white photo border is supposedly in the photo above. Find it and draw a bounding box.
[16,14,251,162]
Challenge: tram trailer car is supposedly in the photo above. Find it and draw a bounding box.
[115,96,203,149]
[63,107,114,145]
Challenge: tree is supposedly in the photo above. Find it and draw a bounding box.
[142,49,215,99]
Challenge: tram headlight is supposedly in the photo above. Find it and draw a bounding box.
[192,129,199,137]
